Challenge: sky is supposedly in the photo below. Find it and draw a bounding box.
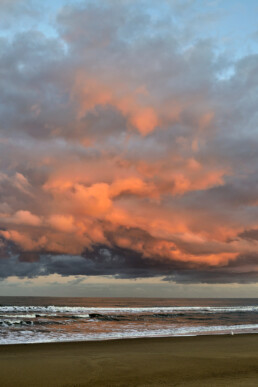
[0,0,258,297]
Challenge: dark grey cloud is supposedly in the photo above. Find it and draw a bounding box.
[0,244,257,284]
[0,233,257,284]
[238,229,258,241]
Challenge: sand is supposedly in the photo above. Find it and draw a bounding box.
[0,334,258,386]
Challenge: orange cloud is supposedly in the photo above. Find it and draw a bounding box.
[71,73,159,135]
[48,214,76,233]
[129,107,159,135]
[110,177,156,198]
[0,210,41,227]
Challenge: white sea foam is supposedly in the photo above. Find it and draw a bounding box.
[1,323,258,345]
[0,320,34,326]
[0,314,36,319]
[1,305,258,315]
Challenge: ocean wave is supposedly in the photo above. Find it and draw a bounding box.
[1,305,258,315]
[0,320,34,326]
[0,314,37,319]
[0,319,65,326]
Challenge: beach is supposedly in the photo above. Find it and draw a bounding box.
[0,334,258,386]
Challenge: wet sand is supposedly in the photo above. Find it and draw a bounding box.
[0,334,258,386]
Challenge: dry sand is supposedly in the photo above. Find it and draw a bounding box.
[0,334,258,386]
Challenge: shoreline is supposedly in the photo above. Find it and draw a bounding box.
[0,329,258,347]
[0,334,258,386]
[0,330,257,347]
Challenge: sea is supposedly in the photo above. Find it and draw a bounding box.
[0,297,258,345]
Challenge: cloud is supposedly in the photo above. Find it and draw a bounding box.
[0,238,257,284]
[239,229,258,241]
[3,210,41,226]
[0,0,43,31]
[0,0,257,284]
